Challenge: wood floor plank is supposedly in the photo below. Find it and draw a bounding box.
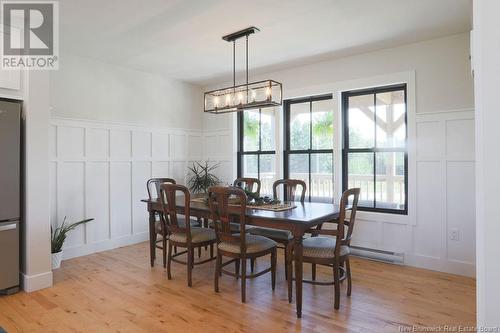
[0,242,475,332]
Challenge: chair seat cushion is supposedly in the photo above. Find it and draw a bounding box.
[249,227,292,241]
[169,227,216,244]
[302,236,350,259]
[155,217,199,234]
[218,234,277,254]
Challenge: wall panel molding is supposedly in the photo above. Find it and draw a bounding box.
[50,117,210,260]
[407,108,475,276]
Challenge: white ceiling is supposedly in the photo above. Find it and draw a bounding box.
[59,0,471,85]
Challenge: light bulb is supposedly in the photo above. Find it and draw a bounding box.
[225,94,231,106]
[265,87,271,97]
[214,96,219,107]
[238,92,243,104]
[251,89,256,102]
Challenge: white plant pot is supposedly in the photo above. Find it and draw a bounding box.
[52,251,63,270]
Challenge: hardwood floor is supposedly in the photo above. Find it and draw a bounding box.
[0,243,475,332]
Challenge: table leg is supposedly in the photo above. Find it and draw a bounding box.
[149,210,155,267]
[294,235,303,318]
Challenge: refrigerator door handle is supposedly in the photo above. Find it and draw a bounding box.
[0,223,16,232]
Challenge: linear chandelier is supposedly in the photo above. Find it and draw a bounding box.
[204,27,283,114]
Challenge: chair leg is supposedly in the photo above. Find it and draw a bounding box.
[210,243,214,258]
[167,242,172,280]
[286,245,293,303]
[198,246,202,258]
[235,258,240,280]
[333,260,341,310]
[271,249,277,291]
[284,245,289,280]
[250,258,255,273]
[162,236,167,268]
[346,258,352,296]
[187,246,193,287]
[152,233,157,263]
[241,256,247,303]
[174,246,177,254]
[214,253,222,292]
[312,263,316,281]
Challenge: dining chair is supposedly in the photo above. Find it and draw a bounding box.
[248,179,306,277]
[207,178,260,235]
[298,188,360,310]
[148,178,206,263]
[233,177,261,196]
[159,183,217,287]
[208,186,278,303]
[146,178,176,267]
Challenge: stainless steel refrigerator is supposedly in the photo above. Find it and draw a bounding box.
[0,99,21,295]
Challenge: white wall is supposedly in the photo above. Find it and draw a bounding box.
[50,53,203,130]
[49,118,212,259]
[23,72,53,291]
[203,33,476,276]
[473,0,500,327]
[48,54,207,259]
[204,33,473,130]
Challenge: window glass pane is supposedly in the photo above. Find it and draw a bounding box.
[310,153,333,202]
[242,154,258,179]
[288,153,309,200]
[348,152,374,208]
[348,94,375,148]
[260,107,276,151]
[243,110,259,151]
[376,90,406,148]
[312,99,334,149]
[259,154,276,196]
[375,152,405,210]
[290,102,310,150]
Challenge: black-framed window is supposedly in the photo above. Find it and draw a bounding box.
[284,94,334,202]
[342,84,408,214]
[237,107,277,195]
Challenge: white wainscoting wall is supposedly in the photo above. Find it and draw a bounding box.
[349,109,475,276]
[205,108,476,277]
[49,117,231,260]
[50,110,475,277]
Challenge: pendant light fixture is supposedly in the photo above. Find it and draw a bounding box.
[204,27,283,114]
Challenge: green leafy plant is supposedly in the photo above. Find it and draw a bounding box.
[187,161,221,194]
[51,217,94,254]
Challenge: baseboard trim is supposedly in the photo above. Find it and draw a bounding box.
[21,271,53,292]
[62,231,149,260]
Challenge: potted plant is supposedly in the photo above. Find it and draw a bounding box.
[51,217,94,269]
[187,161,222,197]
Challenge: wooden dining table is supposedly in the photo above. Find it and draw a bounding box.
[141,197,342,318]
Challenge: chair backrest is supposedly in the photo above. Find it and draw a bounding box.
[309,188,360,255]
[233,177,261,196]
[339,188,360,247]
[273,179,306,202]
[147,178,176,200]
[208,186,247,251]
[159,183,191,239]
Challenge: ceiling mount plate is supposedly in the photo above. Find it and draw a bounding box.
[222,26,260,42]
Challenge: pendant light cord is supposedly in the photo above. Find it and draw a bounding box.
[246,35,249,86]
[233,41,236,88]
[246,35,249,103]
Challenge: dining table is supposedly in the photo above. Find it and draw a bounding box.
[141,196,342,318]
